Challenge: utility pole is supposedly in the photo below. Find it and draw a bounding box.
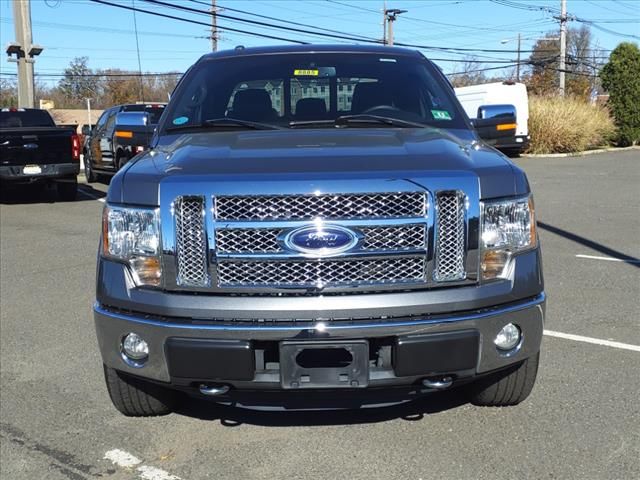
[559,0,567,96]
[382,0,387,45]
[6,0,42,108]
[211,0,218,52]
[132,0,145,101]
[516,32,521,82]
[385,8,407,46]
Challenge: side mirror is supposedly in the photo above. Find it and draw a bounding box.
[115,111,151,129]
[472,104,517,142]
[114,112,153,148]
[81,124,92,136]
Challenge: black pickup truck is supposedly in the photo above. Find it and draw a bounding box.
[0,108,80,200]
[84,103,165,183]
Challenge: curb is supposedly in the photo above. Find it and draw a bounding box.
[520,146,640,158]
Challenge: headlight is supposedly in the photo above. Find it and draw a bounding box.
[102,205,161,286]
[481,195,536,280]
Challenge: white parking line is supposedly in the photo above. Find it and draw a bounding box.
[544,330,640,352]
[137,465,181,480]
[575,254,640,264]
[104,449,141,468]
[104,449,181,480]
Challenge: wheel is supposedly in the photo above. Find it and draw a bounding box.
[56,176,78,201]
[103,365,179,417]
[84,154,98,183]
[115,153,129,171]
[468,352,540,407]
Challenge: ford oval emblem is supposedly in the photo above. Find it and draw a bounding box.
[284,225,359,256]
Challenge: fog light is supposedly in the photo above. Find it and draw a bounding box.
[494,323,521,351]
[122,333,149,360]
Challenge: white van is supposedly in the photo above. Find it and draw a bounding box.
[455,82,530,154]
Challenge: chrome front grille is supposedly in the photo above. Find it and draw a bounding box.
[215,224,426,254]
[217,257,426,287]
[169,187,473,294]
[434,191,466,281]
[214,192,426,221]
[174,196,209,287]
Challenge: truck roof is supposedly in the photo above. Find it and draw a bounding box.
[198,44,423,62]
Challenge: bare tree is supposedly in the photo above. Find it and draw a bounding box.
[449,56,488,87]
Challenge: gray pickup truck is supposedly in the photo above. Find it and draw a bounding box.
[94,45,545,416]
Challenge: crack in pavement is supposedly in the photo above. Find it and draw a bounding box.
[0,423,115,479]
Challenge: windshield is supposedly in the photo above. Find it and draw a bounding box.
[0,109,55,128]
[160,52,467,133]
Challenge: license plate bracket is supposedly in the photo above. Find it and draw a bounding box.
[280,340,369,389]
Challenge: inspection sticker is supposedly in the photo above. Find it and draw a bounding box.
[294,69,319,76]
[431,110,452,120]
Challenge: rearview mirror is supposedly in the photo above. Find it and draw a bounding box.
[472,104,517,143]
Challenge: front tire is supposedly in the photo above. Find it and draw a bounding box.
[468,352,540,407]
[103,365,179,417]
[84,155,98,183]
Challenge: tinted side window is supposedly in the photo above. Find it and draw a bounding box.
[95,110,110,130]
[104,110,117,135]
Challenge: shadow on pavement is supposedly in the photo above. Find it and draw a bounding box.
[174,389,470,427]
[0,182,106,205]
[538,221,640,268]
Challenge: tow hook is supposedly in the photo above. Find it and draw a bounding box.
[422,376,453,390]
[199,384,230,396]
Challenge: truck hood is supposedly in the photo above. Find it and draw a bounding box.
[111,128,529,205]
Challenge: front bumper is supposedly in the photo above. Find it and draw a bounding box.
[94,292,545,389]
[0,163,80,182]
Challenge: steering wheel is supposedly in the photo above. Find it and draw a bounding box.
[361,105,403,115]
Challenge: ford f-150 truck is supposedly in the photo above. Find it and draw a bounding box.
[94,45,545,416]
[0,108,80,200]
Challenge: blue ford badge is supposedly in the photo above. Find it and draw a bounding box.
[284,225,359,256]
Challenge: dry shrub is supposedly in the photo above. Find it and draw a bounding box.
[526,96,615,154]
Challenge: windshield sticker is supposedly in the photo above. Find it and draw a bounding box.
[294,69,319,77]
[431,110,452,120]
[172,116,189,125]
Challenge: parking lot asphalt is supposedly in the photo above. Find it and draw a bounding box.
[1,150,638,480]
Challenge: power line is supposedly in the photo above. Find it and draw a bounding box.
[143,0,383,44]
[87,0,309,44]
[139,0,567,55]
[187,0,377,40]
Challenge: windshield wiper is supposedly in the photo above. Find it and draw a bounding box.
[165,117,282,132]
[335,115,429,128]
[289,115,428,129]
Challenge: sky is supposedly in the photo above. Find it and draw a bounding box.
[0,0,638,87]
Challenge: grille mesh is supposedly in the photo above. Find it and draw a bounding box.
[216,228,282,253]
[175,196,209,287]
[214,225,426,254]
[217,257,425,287]
[434,191,466,281]
[214,192,426,221]
[361,225,425,251]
